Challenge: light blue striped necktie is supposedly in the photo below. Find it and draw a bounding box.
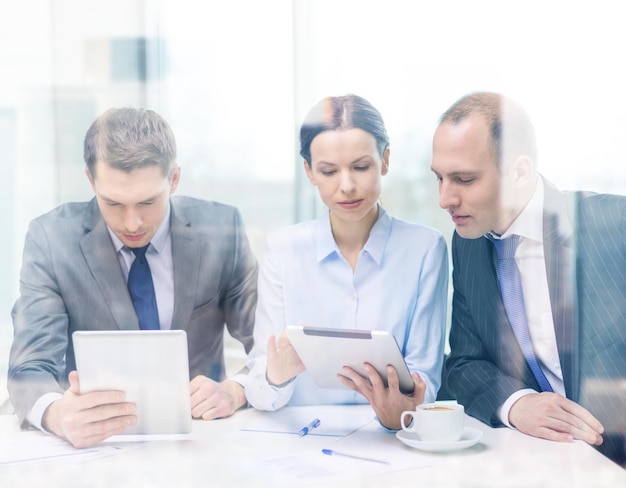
[492,235,554,392]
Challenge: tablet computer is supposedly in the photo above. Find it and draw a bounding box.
[285,325,415,394]
[72,330,192,435]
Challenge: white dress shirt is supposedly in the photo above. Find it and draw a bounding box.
[495,178,566,427]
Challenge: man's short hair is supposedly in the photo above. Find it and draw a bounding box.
[84,107,177,178]
[439,92,538,168]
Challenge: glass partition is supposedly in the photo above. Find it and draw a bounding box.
[2,0,625,395]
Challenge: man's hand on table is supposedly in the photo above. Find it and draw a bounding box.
[509,392,604,445]
[190,376,246,420]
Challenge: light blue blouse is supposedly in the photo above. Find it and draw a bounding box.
[245,207,448,410]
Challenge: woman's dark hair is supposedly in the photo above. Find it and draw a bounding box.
[299,95,390,166]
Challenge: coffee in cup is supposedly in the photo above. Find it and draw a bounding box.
[400,402,464,442]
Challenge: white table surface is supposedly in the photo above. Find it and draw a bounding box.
[1,404,625,488]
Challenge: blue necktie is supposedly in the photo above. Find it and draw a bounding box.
[127,244,160,330]
[492,235,554,392]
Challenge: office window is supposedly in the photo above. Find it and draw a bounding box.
[1,0,625,406]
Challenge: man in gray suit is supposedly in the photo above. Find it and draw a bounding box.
[431,92,625,464]
[8,107,257,448]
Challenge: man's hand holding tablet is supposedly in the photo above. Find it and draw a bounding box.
[42,370,137,448]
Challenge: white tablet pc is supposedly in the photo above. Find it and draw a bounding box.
[285,325,414,394]
[72,330,192,435]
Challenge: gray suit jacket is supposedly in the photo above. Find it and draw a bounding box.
[445,178,625,457]
[8,196,258,426]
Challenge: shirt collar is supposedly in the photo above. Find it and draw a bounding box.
[107,203,171,254]
[315,206,391,265]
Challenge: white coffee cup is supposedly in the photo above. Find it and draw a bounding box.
[400,402,464,442]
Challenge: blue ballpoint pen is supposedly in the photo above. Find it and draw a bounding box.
[298,418,321,437]
[321,449,390,464]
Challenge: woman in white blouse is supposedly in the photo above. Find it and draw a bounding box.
[245,95,448,429]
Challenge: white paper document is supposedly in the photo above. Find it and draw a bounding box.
[236,405,440,486]
[0,430,174,466]
[240,404,375,437]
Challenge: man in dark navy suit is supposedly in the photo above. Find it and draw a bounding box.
[431,92,625,465]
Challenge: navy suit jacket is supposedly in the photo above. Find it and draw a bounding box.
[8,196,258,427]
[445,179,625,453]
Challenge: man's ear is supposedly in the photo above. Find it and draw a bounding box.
[169,165,181,194]
[85,166,96,190]
[511,155,535,186]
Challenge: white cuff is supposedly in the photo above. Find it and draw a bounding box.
[497,389,537,428]
[245,370,295,411]
[29,393,63,433]
[227,373,248,388]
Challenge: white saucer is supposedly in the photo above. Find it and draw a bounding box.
[396,427,483,452]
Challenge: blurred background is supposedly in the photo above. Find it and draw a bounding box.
[1,0,625,398]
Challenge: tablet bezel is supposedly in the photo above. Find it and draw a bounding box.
[285,325,415,394]
[72,329,192,435]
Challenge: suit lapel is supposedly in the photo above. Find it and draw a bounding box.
[542,181,580,401]
[79,199,139,330]
[170,200,201,331]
